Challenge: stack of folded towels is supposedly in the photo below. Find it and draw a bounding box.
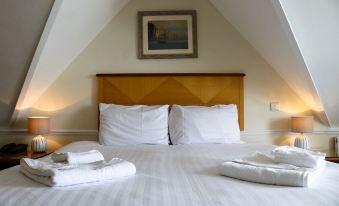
[20,150,136,187]
[220,146,326,187]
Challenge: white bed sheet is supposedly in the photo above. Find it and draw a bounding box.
[0,141,338,206]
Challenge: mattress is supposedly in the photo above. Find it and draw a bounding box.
[0,141,339,206]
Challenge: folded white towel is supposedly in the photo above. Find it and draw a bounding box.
[232,153,301,170]
[20,158,136,187]
[271,146,326,168]
[220,153,324,187]
[51,150,104,164]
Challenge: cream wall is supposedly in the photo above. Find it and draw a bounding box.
[7,0,337,151]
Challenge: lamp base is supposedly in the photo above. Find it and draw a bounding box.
[31,135,48,153]
[294,134,310,150]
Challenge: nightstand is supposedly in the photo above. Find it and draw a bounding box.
[326,156,339,163]
[0,151,52,170]
[323,150,339,164]
[312,149,339,164]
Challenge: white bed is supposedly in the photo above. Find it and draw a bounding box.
[1,141,339,206]
[2,74,337,205]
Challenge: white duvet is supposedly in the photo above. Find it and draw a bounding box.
[0,141,339,206]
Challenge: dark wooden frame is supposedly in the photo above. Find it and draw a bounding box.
[138,10,198,59]
[0,151,52,170]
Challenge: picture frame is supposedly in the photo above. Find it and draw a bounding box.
[138,10,197,59]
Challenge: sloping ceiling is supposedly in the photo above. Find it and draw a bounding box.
[11,0,130,123]
[6,0,338,128]
[279,0,339,128]
[208,0,330,125]
[0,0,54,127]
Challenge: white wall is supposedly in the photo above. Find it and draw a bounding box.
[280,0,339,128]
[3,0,336,151]
[209,0,326,122]
[13,0,130,122]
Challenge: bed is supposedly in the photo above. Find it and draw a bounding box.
[0,73,338,206]
[1,141,339,206]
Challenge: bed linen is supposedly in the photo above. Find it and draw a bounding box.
[169,104,240,144]
[0,141,339,206]
[99,104,169,146]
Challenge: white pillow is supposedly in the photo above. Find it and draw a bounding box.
[169,104,240,144]
[99,103,169,145]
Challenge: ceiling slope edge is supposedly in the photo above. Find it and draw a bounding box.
[208,0,329,126]
[9,0,62,126]
[278,0,339,128]
[10,0,130,125]
[271,0,330,126]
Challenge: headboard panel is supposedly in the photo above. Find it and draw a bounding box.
[96,73,245,130]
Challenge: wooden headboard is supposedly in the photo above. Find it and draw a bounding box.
[96,73,245,130]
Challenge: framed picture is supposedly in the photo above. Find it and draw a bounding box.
[138,10,197,59]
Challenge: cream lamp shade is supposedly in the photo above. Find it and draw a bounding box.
[291,116,313,150]
[28,117,50,152]
[28,117,50,135]
[291,116,314,133]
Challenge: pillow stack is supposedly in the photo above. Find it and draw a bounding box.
[99,103,241,146]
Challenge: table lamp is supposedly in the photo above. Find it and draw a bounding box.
[28,117,50,152]
[291,116,313,150]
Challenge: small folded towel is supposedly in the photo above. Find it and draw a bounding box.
[220,153,324,187]
[20,158,136,187]
[51,150,104,164]
[271,146,326,168]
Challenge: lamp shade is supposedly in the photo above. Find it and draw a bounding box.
[291,116,313,133]
[28,117,50,135]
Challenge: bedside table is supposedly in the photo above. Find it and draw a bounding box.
[312,149,339,163]
[0,151,52,170]
[323,150,339,164]
[326,156,339,163]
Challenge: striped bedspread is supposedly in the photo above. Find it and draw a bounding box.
[0,141,339,206]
